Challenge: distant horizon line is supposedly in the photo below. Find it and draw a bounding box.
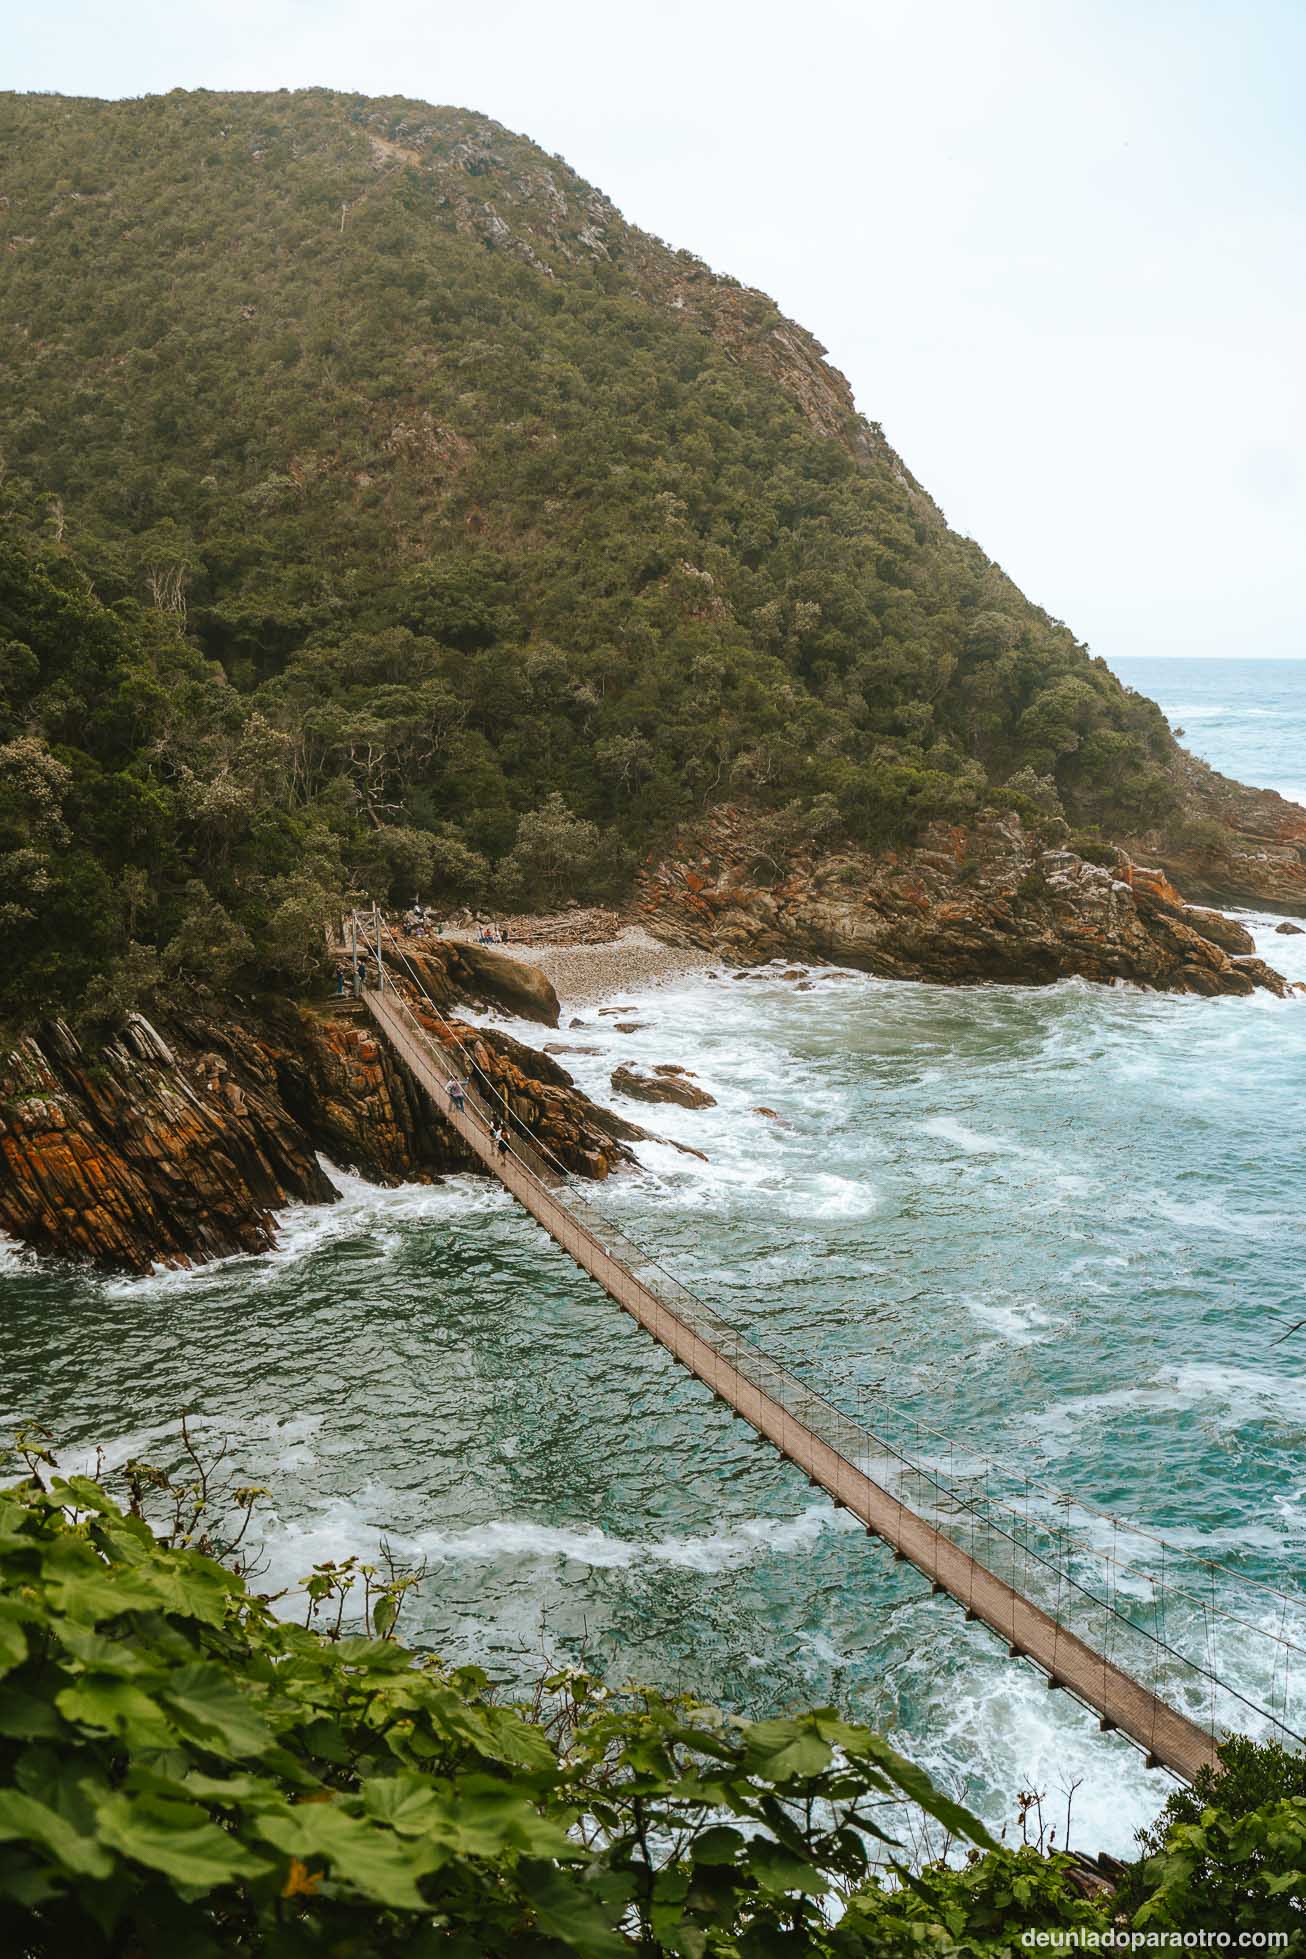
[1106,653,1306,663]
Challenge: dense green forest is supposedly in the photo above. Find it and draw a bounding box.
[3,1460,1304,1953]
[0,88,1185,1018]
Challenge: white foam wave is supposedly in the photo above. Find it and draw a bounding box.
[966,1296,1057,1346]
[254,1499,856,1595]
[1032,1363,1306,1455]
[882,1603,1169,1856]
[100,1160,509,1296]
[0,1233,33,1272]
[411,1505,857,1574]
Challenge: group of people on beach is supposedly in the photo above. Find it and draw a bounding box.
[476,923,511,945]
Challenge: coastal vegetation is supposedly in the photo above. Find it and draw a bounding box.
[2,1458,1303,1953]
[0,87,1198,1021]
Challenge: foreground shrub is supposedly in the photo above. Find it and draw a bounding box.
[3,1470,1303,1952]
[0,1473,993,1954]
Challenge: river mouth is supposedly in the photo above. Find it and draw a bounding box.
[4,918,1305,1858]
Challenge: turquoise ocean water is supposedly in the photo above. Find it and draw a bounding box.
[3,656,1305,1854]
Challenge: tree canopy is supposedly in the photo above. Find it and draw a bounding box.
[0,88,1186,1019]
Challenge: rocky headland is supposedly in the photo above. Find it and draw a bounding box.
[633,808,1290,999]
[1144,754,1306,914]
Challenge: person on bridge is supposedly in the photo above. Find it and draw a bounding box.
[447,1076,466,1113]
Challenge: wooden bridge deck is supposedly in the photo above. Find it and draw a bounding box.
[366,985,1220,1784]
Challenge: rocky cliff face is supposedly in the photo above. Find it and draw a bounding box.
[0,1014,336,1272]
[634,809,1289,998]
[1144,754,1306,913]
[0,946,633,1273]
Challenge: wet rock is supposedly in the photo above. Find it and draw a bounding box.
[1275,921,1305,936]
[613,1021,647,1033]
[401,1013,643,1176]
[1232,957,1292,998]
[611,1064,716,1109]
[1140,752,1306,913]
[1180,906,1256,955]
[384,939,560,1027]
[0,1015,337,1274]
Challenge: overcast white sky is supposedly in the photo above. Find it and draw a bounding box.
[9,0,1305,658]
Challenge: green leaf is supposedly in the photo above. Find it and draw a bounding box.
[0,1787,114,1879]
[740,1715,833,1781]
[372,1594,399,1638]
[361,1773,445,1836]
[517,1858,631,1958]
[689,1824,745,1864]
[52,1621,152,1675]
[447,1775,578,1859]
[95,1789,273,1890]
[746,1836,827,1897]
[256,1802,441,1909]
[331,1635,414,1670]
[55,1674,176,1746]
[0,1610,28,1679]
[45,1562,164,1623]
[160,1662,274,1759]
[126,1556,235,1629]
[0,1844,66,1910]
[0,1680,63,1739]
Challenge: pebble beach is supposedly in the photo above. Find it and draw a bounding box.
[444,922,712,1009]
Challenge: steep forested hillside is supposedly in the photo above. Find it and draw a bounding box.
[0,88,1196,1015]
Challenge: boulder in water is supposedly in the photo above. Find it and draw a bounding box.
[611,1063,716,1109]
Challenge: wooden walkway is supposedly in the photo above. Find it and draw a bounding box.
[366,984,1220,1784]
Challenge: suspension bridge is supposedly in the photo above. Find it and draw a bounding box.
[351,916,1305,1788]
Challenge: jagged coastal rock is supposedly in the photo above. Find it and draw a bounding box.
[635,809,1289,998]
[1149,755,1306,913]
[0,950,634,1272]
